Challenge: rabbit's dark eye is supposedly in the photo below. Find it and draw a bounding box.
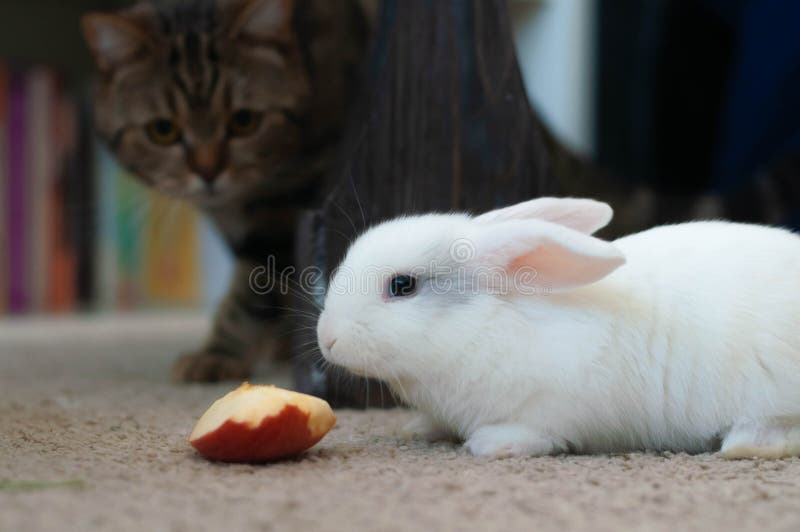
[388,275,417,298]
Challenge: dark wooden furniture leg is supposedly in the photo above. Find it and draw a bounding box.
[292,0,563,406]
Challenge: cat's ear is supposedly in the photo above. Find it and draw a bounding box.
[229,0,295,42]
[82,13,152,72]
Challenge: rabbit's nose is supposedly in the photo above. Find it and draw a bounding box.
[318,334,337,356]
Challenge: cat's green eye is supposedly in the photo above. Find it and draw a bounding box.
[145,118,181,146]
[229,109,262,137]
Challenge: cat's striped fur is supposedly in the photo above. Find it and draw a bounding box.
[83,0,370,381]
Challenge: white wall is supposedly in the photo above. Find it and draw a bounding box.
[511,0,597,156]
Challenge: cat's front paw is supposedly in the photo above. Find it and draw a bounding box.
[172,351,252,383]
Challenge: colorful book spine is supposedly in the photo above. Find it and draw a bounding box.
[26,67,56,312]
[94,144,118,311]
[143,194,200,307]
[114,163,147,308]
[7,70,27,313]
[48,92,77,312]
[0,63,8,314]
[201,215,234,311]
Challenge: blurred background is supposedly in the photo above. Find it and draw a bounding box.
[0,0,798,319]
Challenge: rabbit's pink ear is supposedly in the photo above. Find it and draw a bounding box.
[473,220,625,292]
[475,197,613,235]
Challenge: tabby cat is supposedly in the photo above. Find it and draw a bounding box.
[82,0,370,381]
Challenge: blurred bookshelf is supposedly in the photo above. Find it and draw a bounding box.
[0,1,233,317]
[0,62,232,317]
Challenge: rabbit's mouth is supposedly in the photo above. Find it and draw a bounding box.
[319,340,373,378]
[334,355,377,379]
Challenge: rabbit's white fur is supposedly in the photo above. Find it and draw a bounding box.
[317,197,800,458]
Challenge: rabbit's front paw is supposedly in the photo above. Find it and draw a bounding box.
[465,424,556,458]
[172,351,252,383]
[719,417,800,459]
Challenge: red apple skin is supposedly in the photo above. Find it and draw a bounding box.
[190,404,326,462]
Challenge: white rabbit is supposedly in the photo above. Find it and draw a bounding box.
[316,197,800,458]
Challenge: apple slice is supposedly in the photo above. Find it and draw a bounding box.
[189,382,336,462]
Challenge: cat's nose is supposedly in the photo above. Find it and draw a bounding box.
[190,142,226,184]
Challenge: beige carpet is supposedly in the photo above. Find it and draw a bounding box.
[2,314,800,532]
